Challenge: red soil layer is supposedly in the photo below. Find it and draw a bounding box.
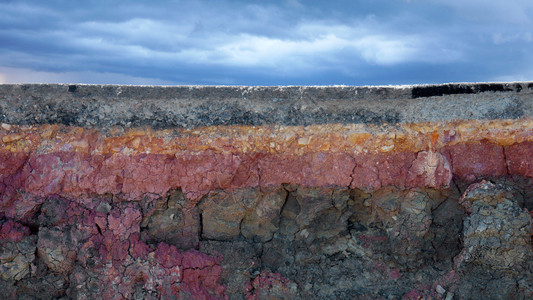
[1,141,532,220]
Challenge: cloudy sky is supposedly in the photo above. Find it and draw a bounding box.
[0,0,532,85]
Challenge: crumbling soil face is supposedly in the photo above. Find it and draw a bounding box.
[2,82,533,298]
[1,178,532,299]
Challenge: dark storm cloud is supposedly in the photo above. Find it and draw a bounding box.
[0,0,532,85]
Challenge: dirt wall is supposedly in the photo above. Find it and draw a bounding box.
[1,83,532,299]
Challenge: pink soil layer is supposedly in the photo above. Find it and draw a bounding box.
[1,141,531,207]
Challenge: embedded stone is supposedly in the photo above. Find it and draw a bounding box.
[459,181,532,270]
[37,228,77,275]
[240,188,287,242]
[199,189,260,240]
[0,234,36,281]
[141,190,200,250]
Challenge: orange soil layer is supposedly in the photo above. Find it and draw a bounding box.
[0,119,532,155]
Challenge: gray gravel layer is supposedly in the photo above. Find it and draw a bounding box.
[0,82,531,128]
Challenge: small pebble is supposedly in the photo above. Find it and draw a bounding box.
[445,292,454,300]
[436,285,446,295]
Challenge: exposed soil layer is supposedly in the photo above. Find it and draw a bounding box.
[1,180,532,299]
[1,83,533,299]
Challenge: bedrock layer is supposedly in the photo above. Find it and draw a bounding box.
[1,180,532,299]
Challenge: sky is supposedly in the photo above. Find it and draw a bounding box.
[0,0,532,86]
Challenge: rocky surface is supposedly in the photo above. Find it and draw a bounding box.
[1,83,533,299]
[0,83,531,128]
[0,181,531,299]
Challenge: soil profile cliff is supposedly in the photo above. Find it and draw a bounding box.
[0,83,533,299]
